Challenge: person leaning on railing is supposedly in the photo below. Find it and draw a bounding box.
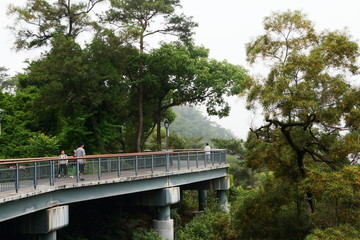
[58,150,68,178]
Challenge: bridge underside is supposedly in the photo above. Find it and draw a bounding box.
[0,166,228,222]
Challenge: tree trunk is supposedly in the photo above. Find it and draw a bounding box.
[156,117,161,151]
[135,33,146,152]
[280,126,315,213]
[135,83,144,152]
[90,115,105,153]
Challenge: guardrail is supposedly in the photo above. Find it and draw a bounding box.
[0,150,227,193]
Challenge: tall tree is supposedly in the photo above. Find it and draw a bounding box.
[0,67,17,92]
[145,42,248,149]
[245,10,360,212]
[105,0,197,152]
[8,0,104,50]
[20,34,134,153]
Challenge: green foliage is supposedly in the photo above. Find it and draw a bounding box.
[24,133,59,157]
[0,67,17,92]
[106,0,197,45]
[245,9,360,175]
[211,138,245,158]
[105,0,198,151]
[243,14,360,238]
[177,210,237,240]
[227,155,259,189]
[8,0,103,50]
[19,34,134,153]
[231,177,311,240]
[305,224,360,240]
[180,190,199,212]
[0,87,42,158]
[146,130,186,151]
[132,230,162,240]
[7,0,248,154]
[303,165,360,229]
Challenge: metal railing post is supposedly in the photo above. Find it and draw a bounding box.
[135,156,138,175]
[50,161,55,186]
[53,160,56,183]
[211,152,214,166]
[196,152,199,168]
[98,158,101,180]
[15,163,19,193]
[76,161,80,182]
[151,155,154,174]
[187,152,190,169]
[33,162,38,189]
[204,152,207,167]
[166,153,169,172]
[117,157,121,177]
[178,153,180,170]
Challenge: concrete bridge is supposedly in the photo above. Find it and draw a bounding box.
[0,150,230,240]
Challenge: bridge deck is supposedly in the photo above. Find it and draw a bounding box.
[0,150,227,204]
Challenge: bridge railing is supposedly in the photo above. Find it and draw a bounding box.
[0,149,227,193]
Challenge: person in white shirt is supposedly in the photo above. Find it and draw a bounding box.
[204,143,211,162]
[58,150,68,178]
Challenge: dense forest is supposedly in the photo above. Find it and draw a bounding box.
[0,1,359,239]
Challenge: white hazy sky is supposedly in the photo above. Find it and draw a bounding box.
[1,0,360,139]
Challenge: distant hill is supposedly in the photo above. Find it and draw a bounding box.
[171,105,236,140]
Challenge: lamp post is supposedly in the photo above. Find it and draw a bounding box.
[164,119,170,151]
[0,109,4,135]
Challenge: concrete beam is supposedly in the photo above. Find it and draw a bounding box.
[181,176,230,191]
[133,187,181,207]
[16,205,69,234]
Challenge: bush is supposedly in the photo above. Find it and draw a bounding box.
[231,177,311,240]
[177,210,237,240]
[305,224,360,240]
[132,229,162,240]
[24,133,60,157]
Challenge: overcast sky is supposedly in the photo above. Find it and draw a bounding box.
[1,0,360,139]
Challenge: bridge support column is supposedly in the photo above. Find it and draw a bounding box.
[39,231,56,240]
[154,205,173,240]
[16,205,69,240]
[198,190,207,211]
[136,187,179,240]
[217,190,229,213]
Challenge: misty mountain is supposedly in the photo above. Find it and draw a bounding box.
[171,105,236,140]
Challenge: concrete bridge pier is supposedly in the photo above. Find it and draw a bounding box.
[198,189,207,211]
[16,205,69,240]
[217,189,229,213]
[154,205,173,240]
[38,231,56,240]
[135,187,180,240]
[183,176,230,213]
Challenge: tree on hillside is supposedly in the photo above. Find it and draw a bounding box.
[171,106,236,140]
[245,10,360,212]
[145,43,247,150]
[8,0,104,50]
[0,67,17,92]
[19,34,135,153]
[105,0,197,152]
